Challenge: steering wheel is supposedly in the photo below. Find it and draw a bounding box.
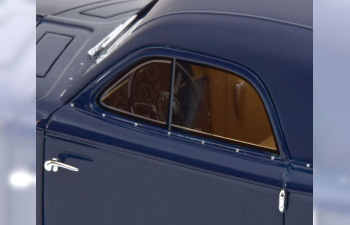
[126,62,205,128]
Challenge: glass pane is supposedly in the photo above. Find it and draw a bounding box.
[100,60,172,123]
[171,60,276,150]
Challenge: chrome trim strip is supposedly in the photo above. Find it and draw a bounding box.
[95,18,143,64]
[172,125,277,151]
[87,15,137,57]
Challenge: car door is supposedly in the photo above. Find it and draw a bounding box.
[43,48,289,225]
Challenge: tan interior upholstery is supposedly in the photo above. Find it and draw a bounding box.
[192,65,276,150]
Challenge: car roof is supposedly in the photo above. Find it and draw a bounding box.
[37,0,312,28]
[145,0,312,28]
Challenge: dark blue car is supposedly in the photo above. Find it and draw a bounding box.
[36,0,312,224]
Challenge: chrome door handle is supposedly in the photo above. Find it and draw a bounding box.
[44,158,79,172]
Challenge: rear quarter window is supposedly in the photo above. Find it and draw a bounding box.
[171,60,276,150]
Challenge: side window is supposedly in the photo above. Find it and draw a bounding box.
[171,60,277,150]
[99,58,277,152]
[100,59,172,124]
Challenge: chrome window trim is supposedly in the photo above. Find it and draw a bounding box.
[97,57,278,153]
[95,18,143,64]
[87,15,137,57]
[172,125,277,151]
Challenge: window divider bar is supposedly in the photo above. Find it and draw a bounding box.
[167,58,176,130]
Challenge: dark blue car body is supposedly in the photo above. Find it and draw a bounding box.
[36,0,312,224]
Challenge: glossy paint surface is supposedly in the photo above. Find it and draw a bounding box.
[44,129,284,224]
[36,1,312,224]
[87,48,289,158]
[79,47,312,192]
[42,47,311,224]
[64,12,312,162]
[37,0,313,163]
[44,102,287,224]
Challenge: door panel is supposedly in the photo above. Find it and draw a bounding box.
[285,192,313,225]
[44,135,282,225]
[285,165,313,224]
[43,104,286,225]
